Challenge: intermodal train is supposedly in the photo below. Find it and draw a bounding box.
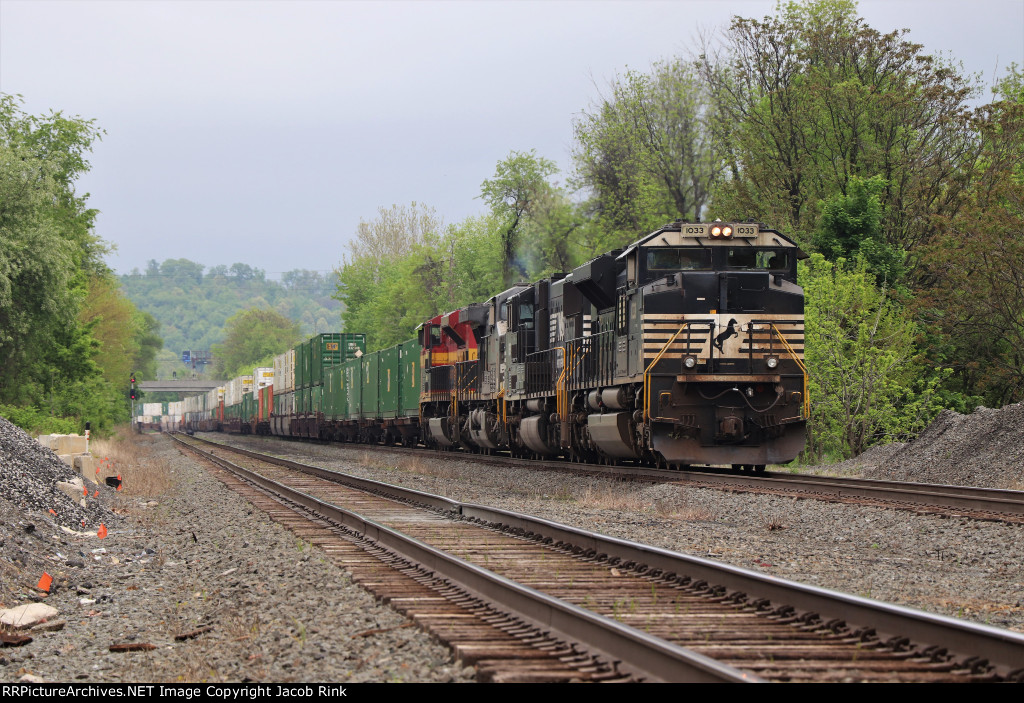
[177,221,809,470]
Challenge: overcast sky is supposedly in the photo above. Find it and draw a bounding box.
[2,0,1022,278]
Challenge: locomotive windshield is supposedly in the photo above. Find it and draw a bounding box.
[646,248,711,271]
[726,248,791,271]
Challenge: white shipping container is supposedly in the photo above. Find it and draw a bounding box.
[273,351,295,392]
[226,375,254,406]
[273,353,285,389]
[206,386,224,410]
[143,403,162,416]
[253,367,273,390]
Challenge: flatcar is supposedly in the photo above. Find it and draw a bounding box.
[188,220,808,470]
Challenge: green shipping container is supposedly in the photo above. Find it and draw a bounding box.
[361,352,380,420]
[344,359,361,421]
[338,333,367,362]
[322,365,342,420]
[295,340,308,389]
[399,338,421,417]
[310,385,322,417]
[379,345,401,418]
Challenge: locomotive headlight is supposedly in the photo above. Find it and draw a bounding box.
[766,355,779,369]
[711,225,722,237]
[683,355,698,369]
[722,226,733,238]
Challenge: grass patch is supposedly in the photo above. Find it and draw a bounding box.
[90,428,176,497]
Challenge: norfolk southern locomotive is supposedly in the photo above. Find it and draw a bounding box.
[180,221,808,470]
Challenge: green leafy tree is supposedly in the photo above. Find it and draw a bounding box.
[918,72,1024,404]
[573,58,721,248]
[212,308,302,378]
[700,0,978,259]
[802,254,944,459]
[479,150,558,287]
[0,94,135,433]
[813,175,905,285]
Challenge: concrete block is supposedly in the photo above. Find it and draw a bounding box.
[58,454,74,467]
[36,435,56,449]
[73,455,99,484]
[54,435,88,454]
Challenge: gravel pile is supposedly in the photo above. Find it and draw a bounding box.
[0,434,473,683]
[0,416,118,531]
[862,404,1024,489]
[218,434,1024,634]
[821,443,906,477]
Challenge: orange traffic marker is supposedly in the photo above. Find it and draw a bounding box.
[83,486,88,497]
[93,490,99,498]
[48,509,56,515]
[37,573,52,592]
[116,474,122,492]
[97,524,108,539]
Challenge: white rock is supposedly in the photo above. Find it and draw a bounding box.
[0,603,59,629]
[56,481,85,503]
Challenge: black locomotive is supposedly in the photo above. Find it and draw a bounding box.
[419,220,807,470]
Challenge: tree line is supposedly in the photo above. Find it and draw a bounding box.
[119,261,340,379]
[335,0,1024,461]
[0,95,161,435]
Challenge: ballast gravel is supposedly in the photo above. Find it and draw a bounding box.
[0,433,473,684]
[3,400,1024,683]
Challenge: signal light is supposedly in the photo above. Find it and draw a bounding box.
[130,389,137,400]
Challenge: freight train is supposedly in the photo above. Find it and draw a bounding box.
[178,221,808,470]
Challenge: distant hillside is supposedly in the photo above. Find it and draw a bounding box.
[120,259,343,365]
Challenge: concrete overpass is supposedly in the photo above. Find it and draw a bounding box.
[139,380,224,394]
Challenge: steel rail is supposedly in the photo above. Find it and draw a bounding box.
[180,434,1024,680]
[224,431,1024,521]
[671,471,1024,518]
[172,434,757,683]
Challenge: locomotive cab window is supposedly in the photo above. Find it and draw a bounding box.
[726,248,791,271]
[519,303,534,330]
[646,248,710,273]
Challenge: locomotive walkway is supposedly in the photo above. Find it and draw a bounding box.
[172,434,1024,682]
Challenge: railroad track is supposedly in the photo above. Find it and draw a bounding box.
[171,433,1024,682]
[212,433,1024,525]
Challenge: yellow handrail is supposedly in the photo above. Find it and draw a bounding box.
[770,323,810,419]
[643,324,688,423]
[551,346,567,424]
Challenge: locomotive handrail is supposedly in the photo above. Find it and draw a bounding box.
[769,323,809,419]
[643,324,688,423]
[552,346,568,448]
